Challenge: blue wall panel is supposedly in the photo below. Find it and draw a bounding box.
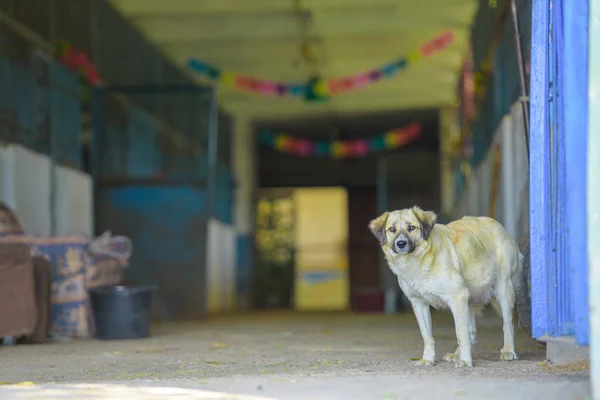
[530,0,589,344]
[563,0,589,345]
[97,184,208,320]
[126,109,160,177]
[530,0,552,340]
[0,51,82,168]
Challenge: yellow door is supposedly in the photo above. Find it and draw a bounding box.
[293,187,349,311]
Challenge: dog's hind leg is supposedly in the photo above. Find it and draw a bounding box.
[444,304,481,362]
[495,279,519,361]
[449,293,473,367]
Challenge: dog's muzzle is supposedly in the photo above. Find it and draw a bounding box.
[393,233,414,254]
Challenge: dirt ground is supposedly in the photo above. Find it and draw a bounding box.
[0,311,591,399]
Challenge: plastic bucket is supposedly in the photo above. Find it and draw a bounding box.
[89,285,156,340]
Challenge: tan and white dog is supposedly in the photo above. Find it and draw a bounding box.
[368,206,523,368]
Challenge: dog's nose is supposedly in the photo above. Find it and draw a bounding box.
[396,240,407,249]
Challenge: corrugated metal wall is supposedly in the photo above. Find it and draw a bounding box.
[0,22,82,168]
[466,0,532,167]
[0,0,238,319]
[93,90,210,181]
[92,89,234,224]
[453,0,532,205]
[97,184,209,320]
[0,0,203,135]
[0,0,50,40]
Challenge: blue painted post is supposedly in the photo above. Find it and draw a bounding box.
[550,0,567,338]
[563,0,589,345]
[529,0,551,339]
[206,88,219,220]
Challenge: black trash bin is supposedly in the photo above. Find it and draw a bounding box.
[89,285,156,340]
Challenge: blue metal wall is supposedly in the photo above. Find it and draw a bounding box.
[0,45,82,168]
[92,88,235,224]
[92,86,236,319]
[97,184,208,320]
[530,0,589,344]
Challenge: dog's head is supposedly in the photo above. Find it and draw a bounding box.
[368,206,437,255]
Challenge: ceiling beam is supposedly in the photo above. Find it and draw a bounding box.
[220,89,453,119]
[174,54,462,77]
[228,98,452,120]
[163,31,467,65]
[131,12,470,42]
[111,0,476,16]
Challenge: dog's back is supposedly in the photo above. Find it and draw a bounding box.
[436,216,523,304]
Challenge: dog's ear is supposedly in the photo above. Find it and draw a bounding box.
[412,206,437,240]
[368,212,389,245]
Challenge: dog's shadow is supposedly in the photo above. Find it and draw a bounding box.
[427,309,546,362]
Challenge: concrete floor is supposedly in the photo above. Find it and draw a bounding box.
[0,311,591,399]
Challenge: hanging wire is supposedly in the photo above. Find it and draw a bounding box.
[510,0,530,160]
[291,0,344,143]
[292,0,318,74]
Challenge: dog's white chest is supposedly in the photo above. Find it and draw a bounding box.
[396,277,448,310]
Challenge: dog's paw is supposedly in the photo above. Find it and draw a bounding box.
[500,351,518,361]
[414,359,435,366]
[454,360,473,368]
[443,352,459,362]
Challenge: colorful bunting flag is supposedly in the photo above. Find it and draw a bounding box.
[55,40,100,85]
[260,123,422,159]
[187,31,454,100]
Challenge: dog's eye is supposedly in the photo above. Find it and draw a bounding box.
[408,225,416,232]
[388,226,396,233]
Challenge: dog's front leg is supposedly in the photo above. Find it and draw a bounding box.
[410,299,435,366]
[449,295,473,368]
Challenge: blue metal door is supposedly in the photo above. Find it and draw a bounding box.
[530,0,589,344]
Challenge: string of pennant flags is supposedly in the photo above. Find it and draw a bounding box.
[187,31,455,102]
[259,123,422,159]
[55,40,100,85]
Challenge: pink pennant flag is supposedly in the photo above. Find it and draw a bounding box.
[296,139,314,156]
[420,31,455,57]
[433,31,454,50]
[353,72,370,89]
[261,81,277,96]
[352,140,370,156]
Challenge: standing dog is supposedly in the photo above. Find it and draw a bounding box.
[368,206,523,368]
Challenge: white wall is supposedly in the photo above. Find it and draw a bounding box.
[453,102,529,242]
[0,143,92,236]
[588,2,600,394]
[206,217,237,313]
[0,144,52,235]
[55,165,93,236]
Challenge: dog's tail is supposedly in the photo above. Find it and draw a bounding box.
[512,250,526,332]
